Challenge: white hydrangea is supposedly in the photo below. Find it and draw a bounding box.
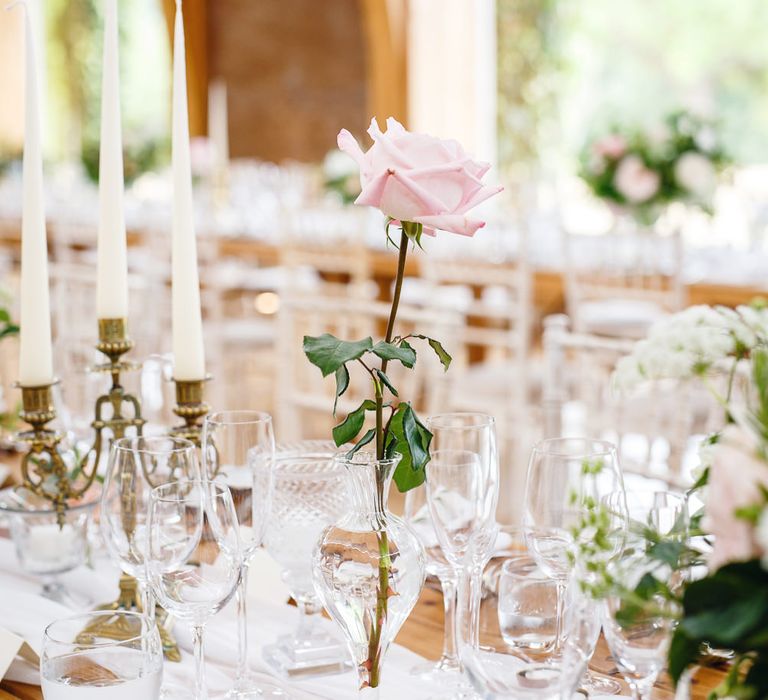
[612,304,768,394]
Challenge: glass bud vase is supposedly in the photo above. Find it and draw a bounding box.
[313,451,426,697]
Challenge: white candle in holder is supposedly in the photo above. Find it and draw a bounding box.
[96,0,129,320]
[18,1,54,387]
[171,0,206,381]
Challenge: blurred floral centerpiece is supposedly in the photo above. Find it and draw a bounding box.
[303,117,501,694]
[612,302,768,697]
[580,111,730,225]
[322,147,362,204]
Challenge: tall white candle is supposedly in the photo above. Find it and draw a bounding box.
[96,0,128,320]
[171,0,206,380]
[18,0,53,387]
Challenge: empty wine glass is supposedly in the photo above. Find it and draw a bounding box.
[147,480,242,700]
[201,410,277,698]
[100,436,199,628]
[261,442,351,677]
[41,611,162,699]
[426,413,499,654]
[523,437,624,695]
[404,482,463,687]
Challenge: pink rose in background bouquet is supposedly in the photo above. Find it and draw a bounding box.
[338,117,503,237]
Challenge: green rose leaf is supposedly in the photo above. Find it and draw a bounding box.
[332,399,377,447]
[411,334,452,371]
[385,403,432,491]
[374,369,398,397]
[303,334,373,377]
[346,428,376,458]
[333,365,350,417]
[372,341,416,368]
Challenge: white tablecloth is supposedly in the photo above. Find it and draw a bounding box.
[0,538,436,699]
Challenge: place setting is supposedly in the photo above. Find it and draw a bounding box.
[0,1,766,698]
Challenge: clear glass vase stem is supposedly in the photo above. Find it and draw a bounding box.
[439,574,459,667]
[554,578,567,655]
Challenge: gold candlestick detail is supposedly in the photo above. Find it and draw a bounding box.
[17,381,98,526]
[169,376,211,446]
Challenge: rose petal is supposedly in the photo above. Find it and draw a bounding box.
[408,164,482,212]
[337,129,366,168]
[367,117,414,169]
[413,214,486,237]
[383,169,449,218]
[385,117,407,135]
[457,184,505,215]
[354,170,391,208]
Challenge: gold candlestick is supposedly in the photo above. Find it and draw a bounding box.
[17,381,97,526]
[169,376,211,446]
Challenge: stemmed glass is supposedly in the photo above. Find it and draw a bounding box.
[523,437,625,696]
[425,414,499,653]
[404,481,463,687]
[147,480,242,700]
[261,442,350,677]
[602,491,689,700]
[100,436,199,628]
[200,410,277,699]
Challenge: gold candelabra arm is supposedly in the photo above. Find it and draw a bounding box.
[169,376,211,447]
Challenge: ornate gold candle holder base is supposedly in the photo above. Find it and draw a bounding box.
[77,574,182,662]
[169,376,211,447]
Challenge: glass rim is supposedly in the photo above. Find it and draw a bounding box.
[272,452,345,479]
[426,412,496,430]
[332,449,402,468]
[531,436,617,458]
[111,435,196,456]
[44,611,152,647]
[205,410,273,426]
[501,555,551,581]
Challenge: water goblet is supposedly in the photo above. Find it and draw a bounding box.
[147,480,242,700]
[100,436,199,624]
[425,413,499,653]
[261,442,351,677]
[41,610,162,699]
[523,437,625,695]
[201,410,277,698]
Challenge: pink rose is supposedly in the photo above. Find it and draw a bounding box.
[704,425,768,570]
[337,117,502,237]
[593,134,626,160]
[613,155,660,204]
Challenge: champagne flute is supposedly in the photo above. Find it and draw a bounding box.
[426,413,499,654]
[147,480,242,700]
[201,410,277,699]
[523,437,624,695]
[100,436,199,627]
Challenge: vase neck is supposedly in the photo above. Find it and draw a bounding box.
[340,454,399,525]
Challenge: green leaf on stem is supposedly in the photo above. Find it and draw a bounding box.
[333,365,350,417]
[667,627,702,684]
[410,335,452,371]
[346,428,376,457]
[385,403,432,491]
[401,220,424,249]
[372,341,416,368]
[303,334,373,377]
[374,369,398,397]
[332,399,377,446]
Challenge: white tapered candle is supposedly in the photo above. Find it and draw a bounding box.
[96,0,128,320]
[18,0,53,387]
[171,0,206,380]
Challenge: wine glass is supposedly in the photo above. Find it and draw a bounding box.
[201,410,277,698]
[100,436,199,624]
[404,482,464,688]
[426,413,499,654]
[147,480,242,700]
[41,611,163,699]
[523,437,624,696]
[261,441,350,677]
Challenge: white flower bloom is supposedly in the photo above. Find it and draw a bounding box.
[614,155,660,204]
[323,148,358,180]
[674,152,717,198]
[757,510,768,570]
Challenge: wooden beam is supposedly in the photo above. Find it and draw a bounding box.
[360,0,408,125]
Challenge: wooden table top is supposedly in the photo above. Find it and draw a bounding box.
[0,584,727,699]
